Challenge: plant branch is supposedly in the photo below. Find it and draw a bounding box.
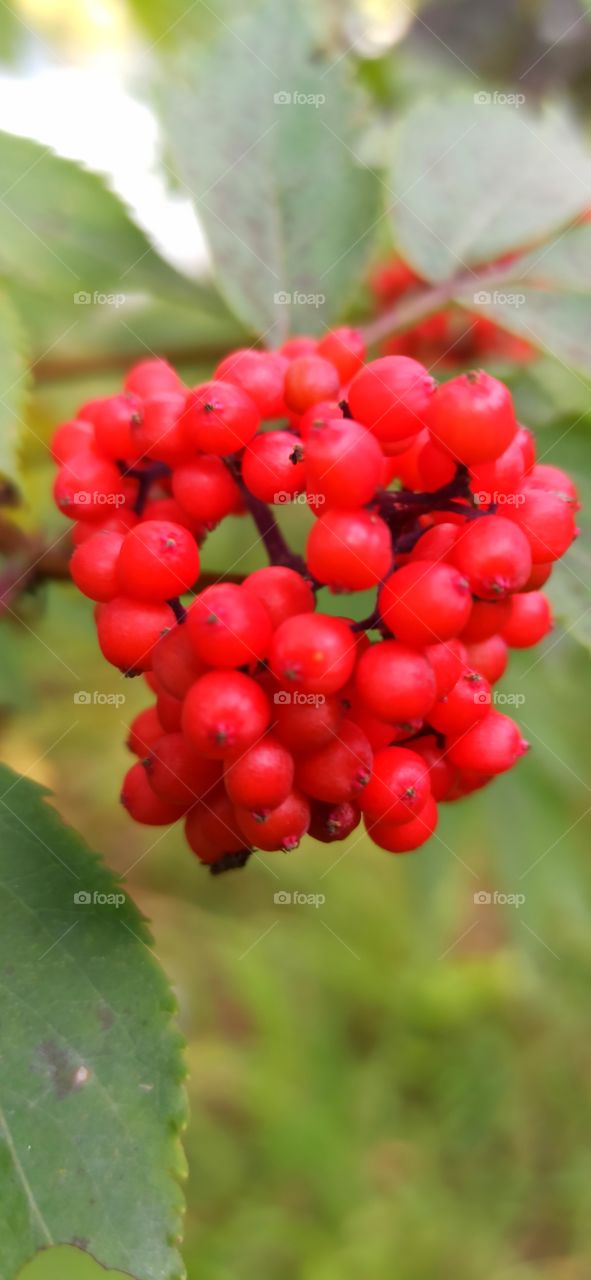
[361,262,525,347]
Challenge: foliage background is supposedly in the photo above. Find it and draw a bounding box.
[1,1,591,1277]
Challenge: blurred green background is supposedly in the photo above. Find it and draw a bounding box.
[2,2,591,1278]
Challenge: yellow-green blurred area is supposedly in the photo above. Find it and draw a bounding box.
[2,1,591,1278]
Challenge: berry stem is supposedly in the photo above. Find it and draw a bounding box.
[228,460,311,577]
[166,597,188,624]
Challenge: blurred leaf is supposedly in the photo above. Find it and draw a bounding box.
[0,290,30,484]
[546,542,591,653]
[158,0,380,339]
[455,224,591,374]
[18,1245,136,1280]
[0,765,186,1280]
[390,98,591,282]
[0,131,203,308]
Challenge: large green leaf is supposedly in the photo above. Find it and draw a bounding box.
[0,291,30,484]
[454,224,591,374]
[18,1245,135,1280]
[0,131,200,307]
[159,0,380,340]
[0,765,186,1280]
[390,98,591,282]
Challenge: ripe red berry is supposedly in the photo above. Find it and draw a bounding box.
[506,488,576,563]
[355,641,436,723]
[428,670,491,734]
[172,455,241,526]
[92,393,143,459]
[131,391,192,465]
[151,625,202,699]
[379,560,472,646]
[359,746,431,823]
[304,418,383,508]
[306,509,392,591]
[186,583,272,668]
[214,349,288,418]
[184,380,260,455]
[366,792,438,853]
[126,705,164,756]
[348,355,435,444]
[117,520,200,601]
[185,786,249,862]
[54,451,125,522]
[424,638,467,698]
[501,591,552,648]
[242,566,315,629]
[182,670,271,759]
[308,800,361,843]
[417,439,456,490]
[284,355,340,414]
[241,430,305,504]
[124,358,182,398]
[317,327,366,382]
[70,529,124,602]
[51,418,95,464]
[235,789,311,851]
[156,685,183,732]
[224,734,294,810]
[428,370,517,464]
[411,735,456,801]
[295,720,372,804]
[121,761,185,825]
[269,613,355,694]
[97,597,174,672]
[298,399,344,441]
[526,463,579,507]
[272,691,345,753]
[463,635,508,683]
[460,597,512,643]
[450,515,532,599]
[447,710,528,774]
[146,733,221,809]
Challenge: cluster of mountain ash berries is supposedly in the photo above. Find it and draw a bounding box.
[51,331,578,872]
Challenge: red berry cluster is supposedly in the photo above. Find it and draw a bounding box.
[50,335,578,872]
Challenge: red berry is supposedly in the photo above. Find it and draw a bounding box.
[308,800,361,843]
[152,625,202,699]
[428,370,516,464]
[182,670,271,759]
[185,785,249,862]
[224,734,294,810]
[298,399,344,441]
[280,337,317,359]
[317,327,366,382]
[124,358,182,398]
[526,462,579,507]
[417,439,456,490]
[186,583,272,668]
[424,638,467,698]
[117,520,200,601]
[242,430,305,504]
[70,529,124,602]
[366,793,438,853]
[295,720,373,804]
[506,488,576,563]
[131,392,191,465]
[92,393,143,459]
[359,746,431,823]
[184,380,259,455]
[54,451,125,522]
[269,613,355,694]
[306,509,392,591]
[459,597,512,643]
[379,560,472,646]
[355,641,437,723]
[304,418,383,509]
[146,733,220,809]
[242,566,315,629]
[428,670,491,734]
[409,522,462,563]
[214,349,288,419]
[272,691,345,753]
[447,710,528,774]
[463,635,508,683]
[121,761,185,825]
[450,516,532,599]
[284,355,340,414]
[235,789,311,851]
[411,735,456,801]
[97,597,174,672]
[501,591,552,648]
[51,418,95,464]
[126,705,164,756]
[348,355,435,444]
[155,685,183,732]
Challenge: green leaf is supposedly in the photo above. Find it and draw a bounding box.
[454,225,591,375]
[18,1244,135,1280]
[0,765,186,1280]
[0,290,31,485]
[0,131,200,307]
[158,0,380,339]
[390,98,591,282]
[547,542,591,654]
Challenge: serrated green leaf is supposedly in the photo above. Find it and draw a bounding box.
[158,0,380,340]
[0,765,186,1280]
[0,131,201,308]
[390,98,591,282]
[0,290,30,484]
